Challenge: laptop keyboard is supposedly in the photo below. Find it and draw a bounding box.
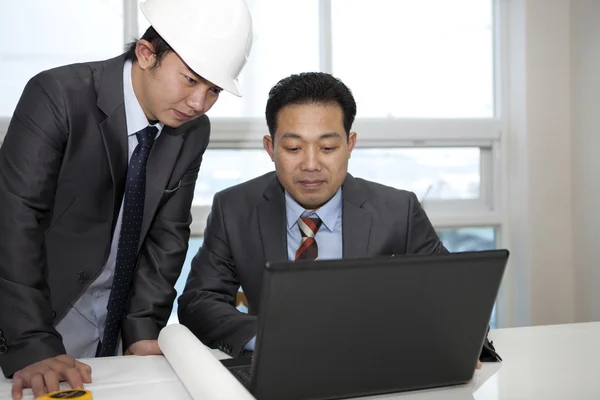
[228,365,252,388]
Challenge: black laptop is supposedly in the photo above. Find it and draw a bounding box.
[222,250,509,400]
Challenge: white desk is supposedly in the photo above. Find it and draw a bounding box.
[1,322,599,399]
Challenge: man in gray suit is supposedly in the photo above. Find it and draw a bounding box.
[178,72,460,358]
[0,0,252,398]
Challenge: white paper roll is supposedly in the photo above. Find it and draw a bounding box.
[158,324,256,400]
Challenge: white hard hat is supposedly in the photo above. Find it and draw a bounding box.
[140,0,253,97]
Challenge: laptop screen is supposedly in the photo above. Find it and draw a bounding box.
[249,250,508,400]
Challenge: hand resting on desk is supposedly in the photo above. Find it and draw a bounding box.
[11,355,91,400]
[9,340,161,399]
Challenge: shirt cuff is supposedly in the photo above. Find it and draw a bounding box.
[243,336,256,351]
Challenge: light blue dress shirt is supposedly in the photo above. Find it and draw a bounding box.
[55,60,163,358]
[244,188,343,351]
[285,189,343,261]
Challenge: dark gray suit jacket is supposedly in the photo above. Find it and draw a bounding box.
[178,172,448,357]
[0,55,210,377]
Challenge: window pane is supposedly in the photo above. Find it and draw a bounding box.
[437,227,495,253]
[0,0,124,117]
[194,147,480,206]
[140,0,321,118]
[194,149,274,206]
[213,0,320,117]
[349,148,480,200]
[168,237,203,325]
[331,0,493,118]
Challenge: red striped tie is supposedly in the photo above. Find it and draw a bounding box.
[295,216,323,261]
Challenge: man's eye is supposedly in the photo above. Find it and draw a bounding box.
[183,75,196,84]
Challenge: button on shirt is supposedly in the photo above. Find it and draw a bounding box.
[55,60,163,358]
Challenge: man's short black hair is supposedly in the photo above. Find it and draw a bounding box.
[124,26,174,69]
[265,72,357,139]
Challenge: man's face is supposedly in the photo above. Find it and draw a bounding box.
[264,102,357,209]
[134,41,222,127]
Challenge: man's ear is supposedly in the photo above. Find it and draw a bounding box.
[263,134,275,162]
[347,132,357,158]
[135,39,157,70]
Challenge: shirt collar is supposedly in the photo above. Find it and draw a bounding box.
[285,188,343,232]
[123,60,164,137]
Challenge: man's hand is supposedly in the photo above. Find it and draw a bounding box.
[476,360,482,369]
[124,340,162,356]
[11,355,92,400]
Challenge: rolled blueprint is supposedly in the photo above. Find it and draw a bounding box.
[158,324,256,400]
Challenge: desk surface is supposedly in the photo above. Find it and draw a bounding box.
[1,321,599,399]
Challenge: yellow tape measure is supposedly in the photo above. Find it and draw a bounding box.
[37,389,93,399]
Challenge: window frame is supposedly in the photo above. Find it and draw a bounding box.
[0,0,505,235]
[189,0,506,292]
[0,0,507,328]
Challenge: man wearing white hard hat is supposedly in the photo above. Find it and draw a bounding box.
[0,0,252,398]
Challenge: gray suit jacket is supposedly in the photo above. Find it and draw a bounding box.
[0,55,210,377]
[178,172,447,357]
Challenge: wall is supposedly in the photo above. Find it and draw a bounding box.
[570,0,600,323]
[502,0,575,327]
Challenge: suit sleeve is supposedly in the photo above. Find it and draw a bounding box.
[405,192,448,254]
[0,74,69,377]
[177,192,257,357]
[120,134,208,350]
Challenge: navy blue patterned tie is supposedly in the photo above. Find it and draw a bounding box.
[98,125,158,357]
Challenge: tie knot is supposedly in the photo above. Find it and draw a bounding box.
[136,125,158,147]
[298,216,322,238]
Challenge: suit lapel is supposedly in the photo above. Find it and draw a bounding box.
[138,127,184,251]
[257,175,288,263]
[96,56,187,252]
[97,56,128,235]
[342,175,372,258]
